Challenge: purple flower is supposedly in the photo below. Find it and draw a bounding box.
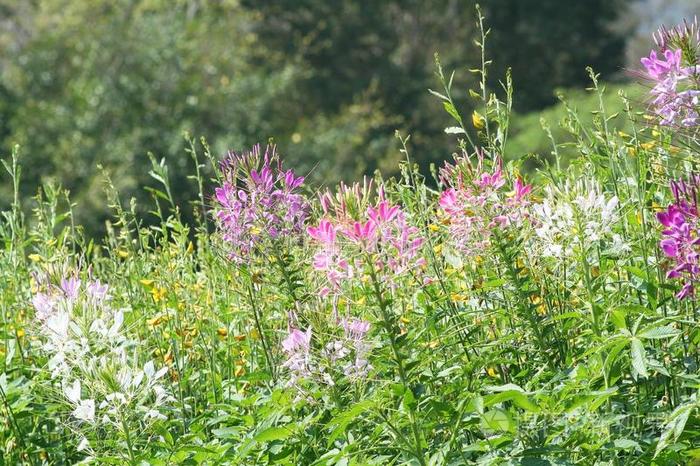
[640,20,700,127]
[281,327,313,387]
[213,144,310,263]
[657,174,700,299]
[60,277,81,301]
[86,279,110,302]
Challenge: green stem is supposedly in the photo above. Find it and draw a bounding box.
[366,257,426,466]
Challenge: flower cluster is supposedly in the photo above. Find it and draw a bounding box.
[438,151,532,256]
[214,144,309,263]
[325,318,373,381]
[641,19,700,126]
[281,326,313,388]
[280,316,373,389]
[657,174,700,299]
[531,179,626,262]
[32,274,171,453]
[308,183,425,297]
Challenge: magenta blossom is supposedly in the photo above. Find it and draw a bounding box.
[438,151,532,256]
[307,187,426,297]
[213,144,309,263]
[657,174,700,299]
[640,20,700,127]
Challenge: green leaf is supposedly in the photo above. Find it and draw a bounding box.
[484,390,539,412]
[630,338,648,379]
[254,426,293,443]
[326,400,374,447]
[655,401,696,458]
[481,408,516,433]
[212,426,239,438]
[611,308,627,330]
[443,101,462,124]
[638,325,680,340]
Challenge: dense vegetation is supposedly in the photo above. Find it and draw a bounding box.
[2,7,700,466]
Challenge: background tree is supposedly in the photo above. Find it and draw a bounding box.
[0,0,634,236]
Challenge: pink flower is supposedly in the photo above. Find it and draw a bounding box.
[307,188,426,295]
[438,151,532,255]
[344,220,377,244]
[281,327,313,386]
[307,220,336,245]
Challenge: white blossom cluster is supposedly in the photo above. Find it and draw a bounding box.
[32,275,172,453]
[531,179,629,263]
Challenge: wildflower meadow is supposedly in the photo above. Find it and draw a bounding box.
[1,15,700,466]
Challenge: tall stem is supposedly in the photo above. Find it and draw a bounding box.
[366,258,426,466]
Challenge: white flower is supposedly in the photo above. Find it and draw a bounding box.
[143,360,168,384]
[531,179,622,264]
[64,380,81,404]
[45,312,71,342]
[77,436,91,452]
[73,399,95,423]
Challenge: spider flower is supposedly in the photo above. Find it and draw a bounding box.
[438,150,532,256]
[531,179,622,263]
[657,174,700,299]
[307,185,425,296]
[641,18,700,127]
[281,327,313,387]
[31,274,172,446]
[213,144,309,263]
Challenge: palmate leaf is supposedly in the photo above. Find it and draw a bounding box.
[326,399,375,447]
[637,325,680,340]
[630,338,648,379]
[654,395,698,458]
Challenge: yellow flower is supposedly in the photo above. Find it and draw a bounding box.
[234,334,246,342]
[640,141,655,151]
[472,111,486,130]
[151,287,167,303]
[15,328,25,338]
[428,223,440,232]
[140,279,154,287]
[117,249,129,259]
[148,314,169,327]
[28,254,42,263]
[487,367,498,377]
[217,327,228,337]
[234,365,246,377]
[536,304,547,316]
